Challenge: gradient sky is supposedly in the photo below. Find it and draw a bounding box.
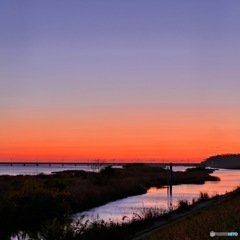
[1,1,240,162]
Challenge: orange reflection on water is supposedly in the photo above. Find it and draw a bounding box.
[147,187,163,194]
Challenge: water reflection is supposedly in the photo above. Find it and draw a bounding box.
[73,168,240,222]
[167,185,173,210]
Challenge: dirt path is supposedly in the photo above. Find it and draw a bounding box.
[130,188,240,240]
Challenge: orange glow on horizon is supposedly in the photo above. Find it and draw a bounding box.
[1,105,240,162]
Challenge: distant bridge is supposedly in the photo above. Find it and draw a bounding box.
[0,162,199,167]
[0,162,99,167]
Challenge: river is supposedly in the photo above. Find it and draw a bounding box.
[72,168,240,222]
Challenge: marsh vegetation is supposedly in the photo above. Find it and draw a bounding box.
[0,164,219,239]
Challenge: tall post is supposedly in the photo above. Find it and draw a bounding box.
[170,163,173,191]
[169,163,173,209]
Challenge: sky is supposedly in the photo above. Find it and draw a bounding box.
[1,1,240,162]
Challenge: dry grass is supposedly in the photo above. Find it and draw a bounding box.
[143,193,240,240]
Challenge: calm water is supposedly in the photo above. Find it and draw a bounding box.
[73,168,240,222]
[0,164,122,175]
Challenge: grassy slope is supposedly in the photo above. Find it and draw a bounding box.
[143,191,240,240]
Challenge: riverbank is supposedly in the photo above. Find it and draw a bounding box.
[0,164,218,238]
[135,187,240,240]
[15,189,240,240]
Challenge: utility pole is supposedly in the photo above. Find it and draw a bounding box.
[167,163,173,210]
